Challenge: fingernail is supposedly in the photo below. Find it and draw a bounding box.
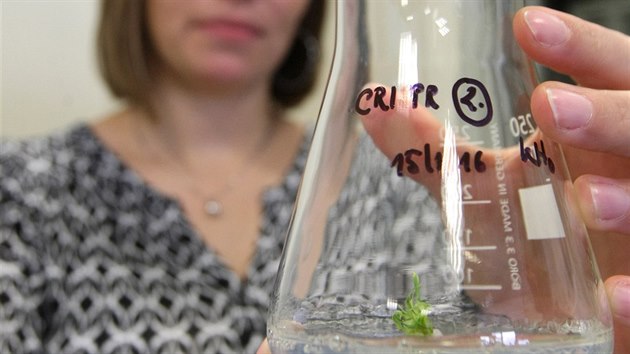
[610,279,630,326]
[524,9,570,47]
[590,182,630,222]
[546,89,593,130]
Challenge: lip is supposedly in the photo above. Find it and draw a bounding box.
[193,18,264,42]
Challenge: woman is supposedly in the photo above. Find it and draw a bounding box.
[1,0,325,352]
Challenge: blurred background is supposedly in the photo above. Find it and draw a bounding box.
[1,0,629,138]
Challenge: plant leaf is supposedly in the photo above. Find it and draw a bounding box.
[392,273,433,335]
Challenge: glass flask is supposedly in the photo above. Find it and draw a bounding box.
[267,1,614,352]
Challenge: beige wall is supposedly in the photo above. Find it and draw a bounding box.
[1,1,334,138]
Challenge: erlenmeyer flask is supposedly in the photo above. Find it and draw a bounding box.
[268,1,614,352]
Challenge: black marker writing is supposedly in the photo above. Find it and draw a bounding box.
[355,84,439,115]
[392,143,486,177]
[519,137,555,173]
[356,77,493,130]
[452,77,493,127]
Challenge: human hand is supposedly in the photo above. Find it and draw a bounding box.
[513,6,630,353]
[358,4,628,352]
[256,338,271,354]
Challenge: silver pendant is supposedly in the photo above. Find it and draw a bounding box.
[204,199,223,217]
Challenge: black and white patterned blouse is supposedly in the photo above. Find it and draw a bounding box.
[0,124,309,354]
[1,123,449,354]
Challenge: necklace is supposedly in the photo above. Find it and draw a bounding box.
[136,114,277,218]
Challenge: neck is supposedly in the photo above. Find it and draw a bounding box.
[136,80,281,163]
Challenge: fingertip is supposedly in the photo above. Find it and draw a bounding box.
[515,6,630,89]
[529,83,557,136]
[513,6,570,58]
[573,176,597,226]
[604,276,630,354]
[523,7,571,48]
[256,339,271,354]
[605,275,630,327]
[530,82,598,145]
[512,7,529,42]
[574,176,630,233]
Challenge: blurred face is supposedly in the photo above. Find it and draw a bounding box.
[146,0,310,93]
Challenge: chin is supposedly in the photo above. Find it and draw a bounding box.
[203,70,243,82]
[197,59,257,79]
[195,62,269,89]
[191,71,253,93]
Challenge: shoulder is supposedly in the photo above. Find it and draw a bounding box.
[1,125,89,182]
[0,124,104,209]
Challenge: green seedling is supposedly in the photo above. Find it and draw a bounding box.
[392,273,433,336]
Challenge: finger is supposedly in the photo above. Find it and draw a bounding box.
[513,6,630,90]
[530,81,630,158]
[358,84,446,194]
[604,276,630,353]
[574,176,630,234]
[359,83,525,206]
[358,86,444,160]
[256,339,271,354]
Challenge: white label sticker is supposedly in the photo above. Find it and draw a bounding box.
[518,184,566,240]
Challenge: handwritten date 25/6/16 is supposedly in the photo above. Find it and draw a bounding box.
[392,143,486,177]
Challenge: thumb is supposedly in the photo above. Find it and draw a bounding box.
[605,275,630,352]
[256,338,271,354]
